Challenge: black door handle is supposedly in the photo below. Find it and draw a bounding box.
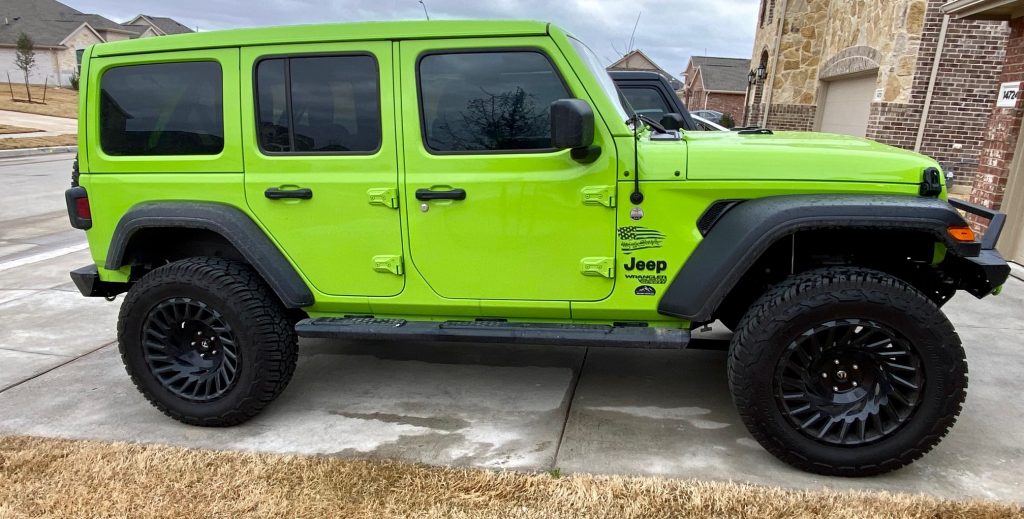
[416,188,466,201]
[265,187,313,200]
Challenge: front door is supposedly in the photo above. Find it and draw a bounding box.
[242,42,404,297]
[399,38,618,301]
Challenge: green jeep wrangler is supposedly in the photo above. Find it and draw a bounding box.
[65,20,1010,477]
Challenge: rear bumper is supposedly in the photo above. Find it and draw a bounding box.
[70,264,128,298]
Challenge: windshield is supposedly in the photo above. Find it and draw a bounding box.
[568,36,629,122]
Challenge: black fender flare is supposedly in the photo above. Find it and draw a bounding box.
[106,201,314,308]
[657,194,977,322]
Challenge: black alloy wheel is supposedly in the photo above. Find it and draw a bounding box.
[142,297,241,402]
[774,319,924,446]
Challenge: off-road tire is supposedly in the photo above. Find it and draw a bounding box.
[728,266,967,476]
[118,257,298,426]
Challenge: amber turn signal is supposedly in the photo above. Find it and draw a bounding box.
[947,226,976,242]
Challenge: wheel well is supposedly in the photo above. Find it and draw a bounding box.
[713,228,956,328]
[118,227,310,322]
[122,228,246,277]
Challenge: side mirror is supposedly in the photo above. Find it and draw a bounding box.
[661,113,685,131]
[550,99,595,149]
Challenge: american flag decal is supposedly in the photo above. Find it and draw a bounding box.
[618,226,666,253]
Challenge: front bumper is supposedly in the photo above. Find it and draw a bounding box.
[948,198,1011,297]
[70,264,128,298]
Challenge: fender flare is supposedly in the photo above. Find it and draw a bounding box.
[657,194,976,322]
[106,201,314,308]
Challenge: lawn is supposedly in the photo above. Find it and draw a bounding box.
[0,124,41,135]
[0,436,1019,518]
[0,84,78,119]
[0,134,77,150]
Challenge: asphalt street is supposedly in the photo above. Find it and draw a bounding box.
[0,152,1021,502]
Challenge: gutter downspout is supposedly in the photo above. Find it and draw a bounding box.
[761,0,790,128]
[916,14,951,152]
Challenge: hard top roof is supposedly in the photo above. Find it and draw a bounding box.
[91,19,552,57]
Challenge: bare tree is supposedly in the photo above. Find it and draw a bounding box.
[435,87,547,151]
[14,32,36,102]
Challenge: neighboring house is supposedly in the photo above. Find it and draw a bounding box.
[607,49,684,93]
[0,0,192,87]
[682,56,750,123]
[123,14,194,36]
[744,0,1008,192]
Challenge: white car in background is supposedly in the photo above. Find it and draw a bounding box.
[692,114,728,131]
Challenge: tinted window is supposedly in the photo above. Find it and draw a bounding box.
[256,55,380,153]
[100,62,223,156]
[620,87,672,119]
[419,51,571,152]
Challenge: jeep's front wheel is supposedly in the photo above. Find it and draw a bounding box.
[728,267,967,476]
[118,257,298,426]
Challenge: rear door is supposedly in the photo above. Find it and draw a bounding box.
[398,38,618,301]
[241,42,404,296]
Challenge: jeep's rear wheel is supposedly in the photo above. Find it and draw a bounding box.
[728,267,966,476]
[118,257,298,426]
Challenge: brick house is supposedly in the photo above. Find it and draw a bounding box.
[682,56,750,123]
[744,0,1008,192]
[0,0,192,87]
[607,49,685,98]
[941,0,1024,264]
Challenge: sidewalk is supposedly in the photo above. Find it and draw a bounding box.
[0,110,76,135]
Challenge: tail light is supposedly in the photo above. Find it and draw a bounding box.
[65,186,92,230]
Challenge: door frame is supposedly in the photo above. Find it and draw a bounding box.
[997,115,1024,263]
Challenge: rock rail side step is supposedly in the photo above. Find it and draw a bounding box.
[296,317,692,349]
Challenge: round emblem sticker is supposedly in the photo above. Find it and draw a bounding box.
[630,206,644,221]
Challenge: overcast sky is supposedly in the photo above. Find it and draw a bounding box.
[72,0,758,76]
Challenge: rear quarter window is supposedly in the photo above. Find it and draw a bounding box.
[99,61,224,156]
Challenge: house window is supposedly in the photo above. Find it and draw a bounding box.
[417,50,571,153]
[255,54,381,154]
[100,61,224,156]
[759,0,776,26]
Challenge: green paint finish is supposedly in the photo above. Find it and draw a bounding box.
[77,20,949,328]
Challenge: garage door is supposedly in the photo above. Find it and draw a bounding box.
[819,75,877,137]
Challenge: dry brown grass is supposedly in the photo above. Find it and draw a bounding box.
[0,85,78,119]
[0,436,1020,519]
[0,134,77,150]
[0,125,40,135]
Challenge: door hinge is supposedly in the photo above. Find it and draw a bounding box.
[581,185,616,207]
[368,188,399,208]
[372,255,404,275]
[580,257,615,278]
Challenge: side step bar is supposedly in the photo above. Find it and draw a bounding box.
[296,317,693,349]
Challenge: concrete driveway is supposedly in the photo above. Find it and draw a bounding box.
[0,153,1021,502]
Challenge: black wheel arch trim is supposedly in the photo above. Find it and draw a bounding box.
[105,201,315,308]
[658,194,1002,321]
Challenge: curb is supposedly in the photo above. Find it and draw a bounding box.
[0,146,77,159]
[1010,262,1024,283]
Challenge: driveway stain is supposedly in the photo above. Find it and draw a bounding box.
[329,411,470,432]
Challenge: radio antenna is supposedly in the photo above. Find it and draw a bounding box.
[418,0,430,20]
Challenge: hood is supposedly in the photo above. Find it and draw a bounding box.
[684,131,938,185]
